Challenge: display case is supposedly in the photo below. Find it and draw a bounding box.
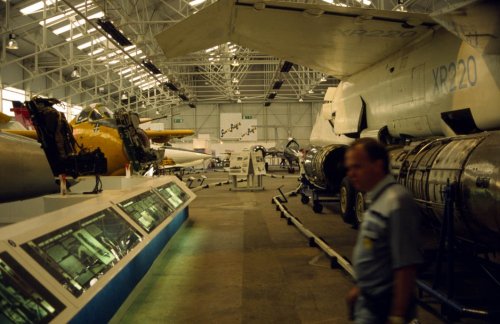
[21,208,143,297]
[155,182,190,209]
[0,251,65,323]
[116,190,174,233]
[0,176,195,323]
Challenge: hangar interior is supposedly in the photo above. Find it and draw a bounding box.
[1,0,445,151]
[1,0,500,323]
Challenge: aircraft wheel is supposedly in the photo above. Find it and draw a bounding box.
[301,195,310,204]
[340,177,356,224]
[353,191,365,229]
[313,203,323,213]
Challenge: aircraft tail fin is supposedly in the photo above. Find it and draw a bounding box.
[431,0,500,54]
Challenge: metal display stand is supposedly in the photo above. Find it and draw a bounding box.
[229,151,265,191]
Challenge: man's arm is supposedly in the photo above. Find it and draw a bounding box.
[389,265,417,320]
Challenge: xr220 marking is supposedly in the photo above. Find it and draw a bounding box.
[433,56,477,94]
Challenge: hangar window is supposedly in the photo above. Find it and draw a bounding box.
[1,87,26,116]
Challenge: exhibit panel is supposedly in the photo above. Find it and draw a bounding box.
[22,207,144,298]
[0,246,67,324]
[0,176,195,323]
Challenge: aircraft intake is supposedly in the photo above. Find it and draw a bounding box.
[303,144,347,191]
[389,131,500,250]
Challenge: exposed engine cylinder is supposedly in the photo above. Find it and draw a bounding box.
[389,131,500,249]
[303,144,347,191]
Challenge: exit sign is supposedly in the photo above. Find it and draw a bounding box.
[243,115,253,120]
[173,118,183,123]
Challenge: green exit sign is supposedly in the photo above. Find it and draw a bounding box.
[243,115,253,120]
[173,118,183,123]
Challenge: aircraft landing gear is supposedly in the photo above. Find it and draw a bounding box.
[301,194,310,204]
[313,203,323,213]
[340,177,365,227]
[340,177,356,224]
[354,191,365,228]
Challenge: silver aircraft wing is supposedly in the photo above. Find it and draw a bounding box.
[430,0,500,54]
[156,0,436,78]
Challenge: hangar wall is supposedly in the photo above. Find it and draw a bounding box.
[158,102,321,148]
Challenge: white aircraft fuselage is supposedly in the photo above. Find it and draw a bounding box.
[328,27,500,142]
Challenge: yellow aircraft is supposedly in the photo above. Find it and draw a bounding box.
[4,102,194,176]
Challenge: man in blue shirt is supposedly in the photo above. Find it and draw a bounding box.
[345,138,423,324]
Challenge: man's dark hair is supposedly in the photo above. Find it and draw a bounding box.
[349,138,390,174]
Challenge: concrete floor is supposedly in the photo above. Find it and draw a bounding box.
[113,171,440,324]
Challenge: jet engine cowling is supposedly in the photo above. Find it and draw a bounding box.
[389,131,500,250]
[303,144,347,191]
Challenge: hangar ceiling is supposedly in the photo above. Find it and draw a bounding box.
[1,0,447,116]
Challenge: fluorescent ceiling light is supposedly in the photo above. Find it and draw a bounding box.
[20,0,56,15]
[88,48,104,55]
[189,0,207,7]
[77,36,106,50]
[130,74,149,82]
[356,0,371,5]
[39,3,95,26]
[129,50,143,57]
[321,0,333,3]
[205,45,219,53]
[66,28,96,41]
[53,12,104,35]
[118,67,134,75]
[108,60,119,65]
[308,89,314,94]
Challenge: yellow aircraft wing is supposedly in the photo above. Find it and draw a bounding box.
[3,125,193,143]
[144,129,195,143]
[1,129,38,140]
[156,0,436,78]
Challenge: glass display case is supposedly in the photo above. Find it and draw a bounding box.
[156,182,190,209]
[21,208,142,297]
[0,252,65,323]
[116,190,174,233]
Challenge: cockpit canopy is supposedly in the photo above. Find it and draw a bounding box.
[74,104,114,124]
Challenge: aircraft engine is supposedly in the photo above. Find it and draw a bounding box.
[389,131,500,249]
[303,144,347,191]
